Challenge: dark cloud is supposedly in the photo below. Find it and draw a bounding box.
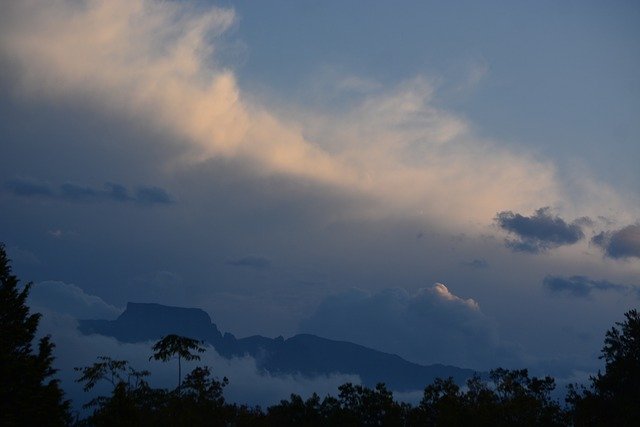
[495,207,585,253]
[105,183,131,202]
[135,186,173,205]
[4,177,172,206]
[226,255,272,270]
[543,275,637,298]
[591,224,640,259]
[4,177,53,197]
[60,183,103,201]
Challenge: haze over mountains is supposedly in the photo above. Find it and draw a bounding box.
[79,302,479,391]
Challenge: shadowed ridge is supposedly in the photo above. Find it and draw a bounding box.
[78,302,481,391]
[79,302,223,344]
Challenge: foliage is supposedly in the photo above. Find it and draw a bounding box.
[0,243,70,426]
[567,309,640,426]
[410,369,565,426]
[150,334,206,388]
[76,343,234,426]
[266,383,409,426]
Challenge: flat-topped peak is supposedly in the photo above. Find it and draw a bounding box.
[81,302,223,343]
[122,302,212,324]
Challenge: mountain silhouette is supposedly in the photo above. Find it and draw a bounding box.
[78,302,479,391]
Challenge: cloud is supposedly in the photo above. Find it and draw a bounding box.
[134,186,173,205]
[29,280,123,319]
[226,255,271,270]
[299,284,517,370]
[0,0,566,230]
[542,275,638,298]
[495,207,586,253]
[591,224,640,259]
[4,177,53,197]
[4,177,173,206]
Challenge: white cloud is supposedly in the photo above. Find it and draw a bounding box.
[299,284,519,370]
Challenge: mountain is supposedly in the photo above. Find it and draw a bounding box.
[78,302,479,391]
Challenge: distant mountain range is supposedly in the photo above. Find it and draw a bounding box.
[78,302,480,391]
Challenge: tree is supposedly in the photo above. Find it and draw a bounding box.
[413,371,565,426]
[150,334,206,388]
[567,309,640,425]
[75,356,156,426]
[76,357,233,426]
[417,377,469,425]
[488,368,564,426]
[0,243,70,426]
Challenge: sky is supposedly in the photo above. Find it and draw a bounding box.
[1,0,639,406]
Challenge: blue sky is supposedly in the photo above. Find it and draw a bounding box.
[1,0,639,405]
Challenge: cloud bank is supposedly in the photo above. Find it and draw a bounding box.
[299,284,517,370]
[0,0,566,230]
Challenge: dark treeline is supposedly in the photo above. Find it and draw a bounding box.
[1,244,639,426]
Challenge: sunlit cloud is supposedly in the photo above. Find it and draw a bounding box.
[0,0,568,231]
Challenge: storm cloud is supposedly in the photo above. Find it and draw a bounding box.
[5,178,173,206]
[591,224,640,259]
[495,207,586,253]
[543,275,638,298]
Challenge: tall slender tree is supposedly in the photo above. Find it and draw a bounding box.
[150,334,206,389]
[0,244,70,426]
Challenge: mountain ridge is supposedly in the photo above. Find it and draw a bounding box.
[78,302,481,391]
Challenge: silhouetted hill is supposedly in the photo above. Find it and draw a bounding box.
[78,302,479,391]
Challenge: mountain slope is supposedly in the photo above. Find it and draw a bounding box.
[78,302,479,391]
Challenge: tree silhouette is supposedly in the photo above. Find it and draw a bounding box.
[75,356,155,425]
[0,243,70,426]
[567,308,640,425]
[150,334,206,388]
